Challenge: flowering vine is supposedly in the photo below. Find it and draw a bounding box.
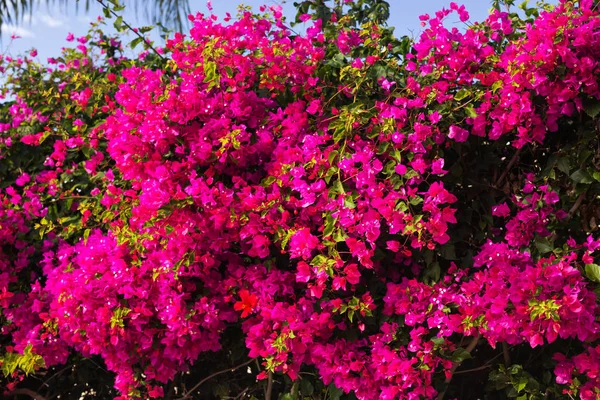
[1,1,600,399]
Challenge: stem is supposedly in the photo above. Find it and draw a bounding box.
[177,358,256,400]
[38,365,71,390]
[502,342,511,367]
[437,335,480,400]
[548,191,587,242]
[494,147,523,189]
[265,371,273,400]
[95,0,165,60]
[234,387,250,400]
[569,191,586,217]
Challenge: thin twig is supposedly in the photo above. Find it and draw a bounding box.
[6,388,48,400]
[437,335,480,400]
[234,387,250,400]
[95,0,165,60]
[495,147,523,189]
[177,358,256,400]
[256,359,267,399]
[38,365,72,390]
[452,364,492,375]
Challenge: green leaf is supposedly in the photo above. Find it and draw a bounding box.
[333,125,346,143]
[431,336,445,346]
[323,213,335,238]
[310,255,328,267]
[114,16,123,31]
[328,150,339,165]
[424,262,440,282]
[203,61,218,84]
[465,105,477,118]
[452,347,472,363]
[535,237,554,254]
[130,37,143,49]
[454,89,470,101]
[409,196,423,206]
[491,80,503,93]
[583,99,600,118]
[19,345,45,375]
[1,345,45,377]
[1,352,19,376]
[300,378,314,396]
[556,157,571,174]
[344,196,356,209]
[515,377,528,392]
[585,263,600,283]
[440,245,457,260]
[571,169,593,184]
[328,384,344,400]
[333,228,347,243]
[262,176,276,186]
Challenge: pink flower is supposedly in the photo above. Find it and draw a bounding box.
[344,263,361,284]
[395,164,407,175]
[448,125,469,142]
[306,99,321,115]
[296,262,311,283]
[289,229,319,260]
[492,202,511,217]
[431,158,447,175]
[15,173,30,186]
[352,58,364,68]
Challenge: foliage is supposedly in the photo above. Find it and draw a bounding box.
[1,1,600,399]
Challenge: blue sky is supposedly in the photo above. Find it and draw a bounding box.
[1,1,494,61]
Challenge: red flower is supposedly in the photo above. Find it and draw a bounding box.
[234,290,258,318]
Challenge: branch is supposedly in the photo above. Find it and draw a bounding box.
[502,342,511,367]
[6,388,48,400]
[452,364,491,375]
[95,0,165,60]
[177,358,256,400]
[437,335,480,400]
[38,365,72,391]
[266,371,273,400]
[569,192,586,217]
[494,147,523,189]
[548,191,587,242]
[234,387,250,400]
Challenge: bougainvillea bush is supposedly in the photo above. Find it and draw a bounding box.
[2,0,600,398]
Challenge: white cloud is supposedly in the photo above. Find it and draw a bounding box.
[39,14,65,28]
[1,24,36,38]
[77,15,93,24]
[22,15,35,24]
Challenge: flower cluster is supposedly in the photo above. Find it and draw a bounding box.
[1,1,600,399]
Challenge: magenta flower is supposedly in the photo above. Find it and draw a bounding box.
[289,229,319,260]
